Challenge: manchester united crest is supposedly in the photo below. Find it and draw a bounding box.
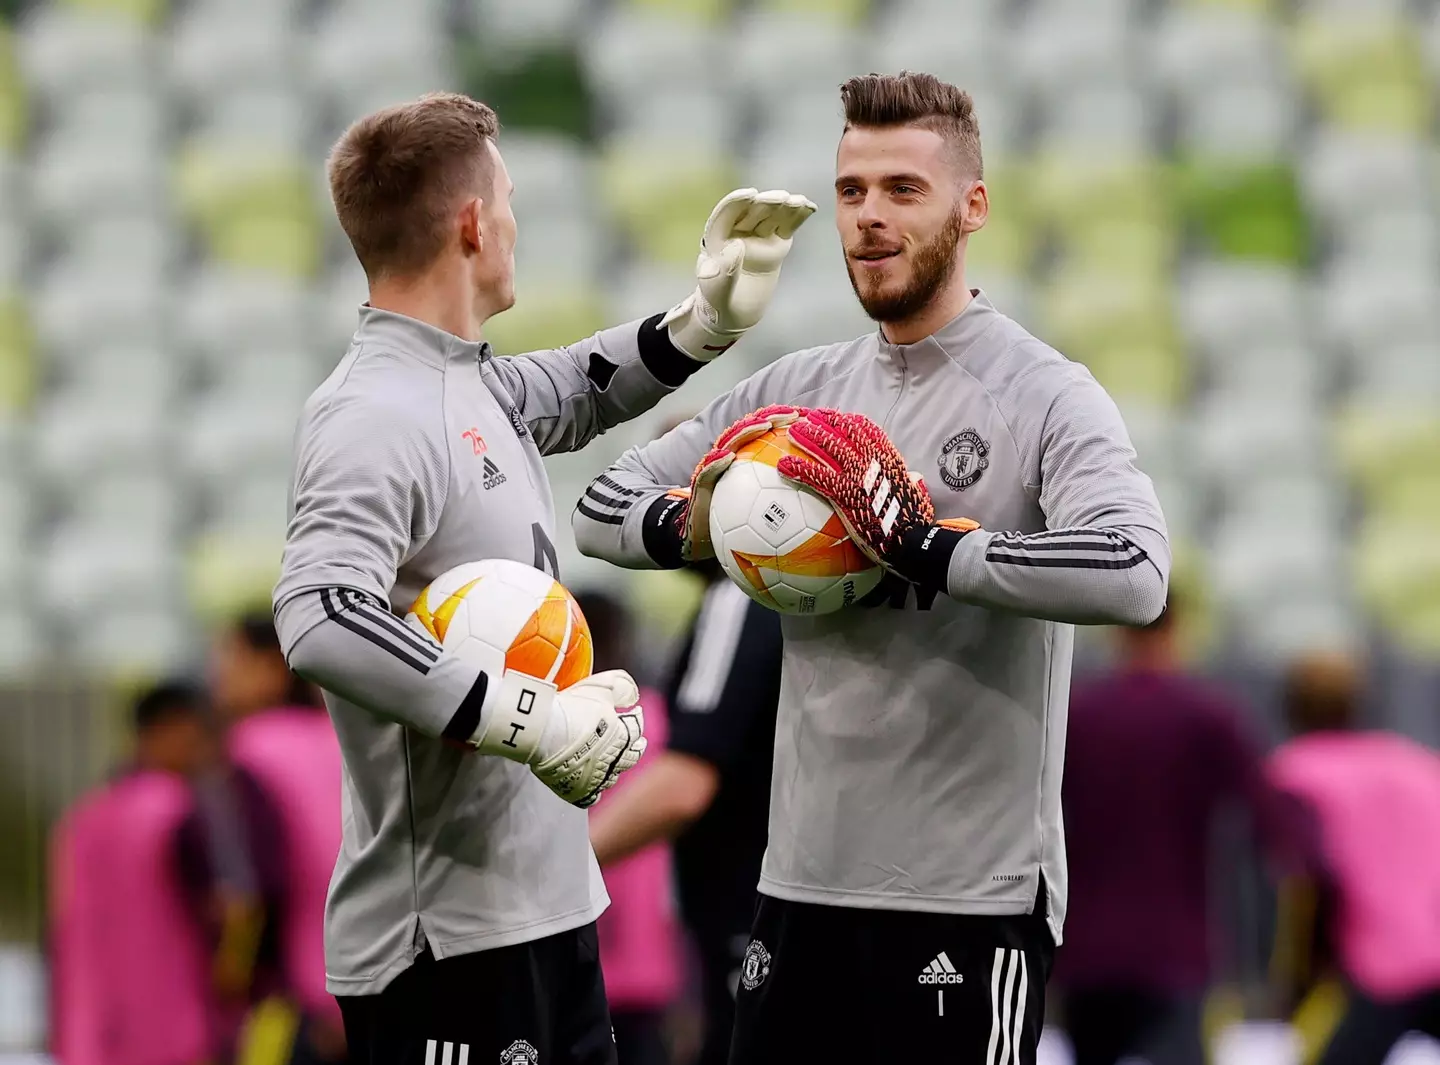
[938,429,990,492]
[740,939,771,990]
[500,1039,539,1064]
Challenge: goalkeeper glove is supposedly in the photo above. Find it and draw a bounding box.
[470,668,646,808]
[777,409,981,586]
[662,188,817,362]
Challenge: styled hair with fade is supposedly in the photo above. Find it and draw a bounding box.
[327,92,500,280]
[840,72,983,180]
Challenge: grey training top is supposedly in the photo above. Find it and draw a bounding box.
[274,306,694,995]
[573,291,1170,943]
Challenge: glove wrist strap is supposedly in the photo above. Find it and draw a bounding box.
[471,671,557,764]
[895,523,969,592]
[663,292,745,362]
[642,494,689,570]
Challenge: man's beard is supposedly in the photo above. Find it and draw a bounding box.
[846,208,965,324]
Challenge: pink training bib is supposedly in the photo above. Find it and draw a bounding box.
[228,706,344,1028]
[595,687,683,1010]
[1267,731,1440,1000]
[50,771,218,1065]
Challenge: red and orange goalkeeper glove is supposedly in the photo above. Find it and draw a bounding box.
[653,404,809,564]
[777,408,980,587]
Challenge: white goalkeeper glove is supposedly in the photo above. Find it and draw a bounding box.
[662,187,817,362]
[471,668,647,808]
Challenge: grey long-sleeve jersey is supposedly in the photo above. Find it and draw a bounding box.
[573,291,1169,942]
[272,306,700,995]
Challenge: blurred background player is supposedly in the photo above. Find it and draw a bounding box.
[271,92,809,1063]
[49,682,226,1065]
[575,72,1169,1064]
[589,564,783,1065]
[1057,595,1275,1065]
[212,612,347,1065]
[573,589,681,1065]
[1267,651,1440,1065]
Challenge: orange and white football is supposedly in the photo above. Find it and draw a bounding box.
[407,558,592,688]
[708,424,881,615]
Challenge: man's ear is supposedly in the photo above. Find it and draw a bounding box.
[459,197,484,255]
[962,180,989,234]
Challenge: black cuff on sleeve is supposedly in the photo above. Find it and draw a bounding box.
[442,669,489,745]
[896,523,969,592]
[637,312,706,388]
[642,494,689,570]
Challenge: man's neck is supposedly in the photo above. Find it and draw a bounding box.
[369,272,485,342]
[879,275,973,346]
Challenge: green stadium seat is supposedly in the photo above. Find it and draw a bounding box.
[1292,12,1430,133]
[187,530,283,626]
[600,134,738,268]
[1038,269,1188,407]
[57,0,166,25]
[482,288,610,357]
[1334,404,1440,500]
[1176,158,1308,265]
[0,294,32,414]
[0,26,25,152]
[176,145,321,278]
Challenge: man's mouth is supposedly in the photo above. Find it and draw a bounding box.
[853,248,900,263]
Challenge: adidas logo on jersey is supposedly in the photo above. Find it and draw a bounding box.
[918,952,964,984]
[483,457,507,490]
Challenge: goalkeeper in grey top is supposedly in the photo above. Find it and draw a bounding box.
[271,93,813,1064]
[574,73,1168,1064]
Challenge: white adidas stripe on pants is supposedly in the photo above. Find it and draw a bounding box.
[424,1040,469,1065]
[984,948,1030,1065]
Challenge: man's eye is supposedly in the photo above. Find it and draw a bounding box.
[839,187,862,198]
[894,185,917,196]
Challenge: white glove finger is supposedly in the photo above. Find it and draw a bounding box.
[702,188,759,252]
[624,702,645,737]
[733,191,788,236]
[774,196,818,239]
[589,668,641,711]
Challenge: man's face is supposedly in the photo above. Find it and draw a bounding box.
[835,125,981,323]
[472,139,517,314]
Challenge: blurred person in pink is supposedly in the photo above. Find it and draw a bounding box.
[1268,651,1440,1064]
[50,681,222,1065]
[213,612,348,1065]
[575,590,681,1065]
[1056,596,1275,1065]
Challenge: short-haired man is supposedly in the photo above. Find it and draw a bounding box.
[575,72,1170,1062]
[272,92,813,1064]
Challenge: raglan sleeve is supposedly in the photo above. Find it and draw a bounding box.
[571,351,803,570]
[487,314,709,457]
[941,367,1171,626]
[271,397,493,742]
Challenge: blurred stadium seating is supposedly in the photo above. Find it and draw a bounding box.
[1,0,1439,1056]
[0,0,1434,680]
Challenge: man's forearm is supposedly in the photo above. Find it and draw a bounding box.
[933,525,1168,626]
[277,588,489,741]
[573,470,683,571]
[589,752,717,866]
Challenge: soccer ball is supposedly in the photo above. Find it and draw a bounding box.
[707,425,882,615]
[406,558,593,688]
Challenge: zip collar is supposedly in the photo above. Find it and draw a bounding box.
[876,289,998,372]
[353,305,491,368]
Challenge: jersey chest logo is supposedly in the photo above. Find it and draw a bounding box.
[937,429,990,492]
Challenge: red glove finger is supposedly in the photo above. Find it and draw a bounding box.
[785,418,864,474]
[713,404,809,452]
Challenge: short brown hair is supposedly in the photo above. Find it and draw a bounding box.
[840,72,983,179]
[327,92,500,280]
